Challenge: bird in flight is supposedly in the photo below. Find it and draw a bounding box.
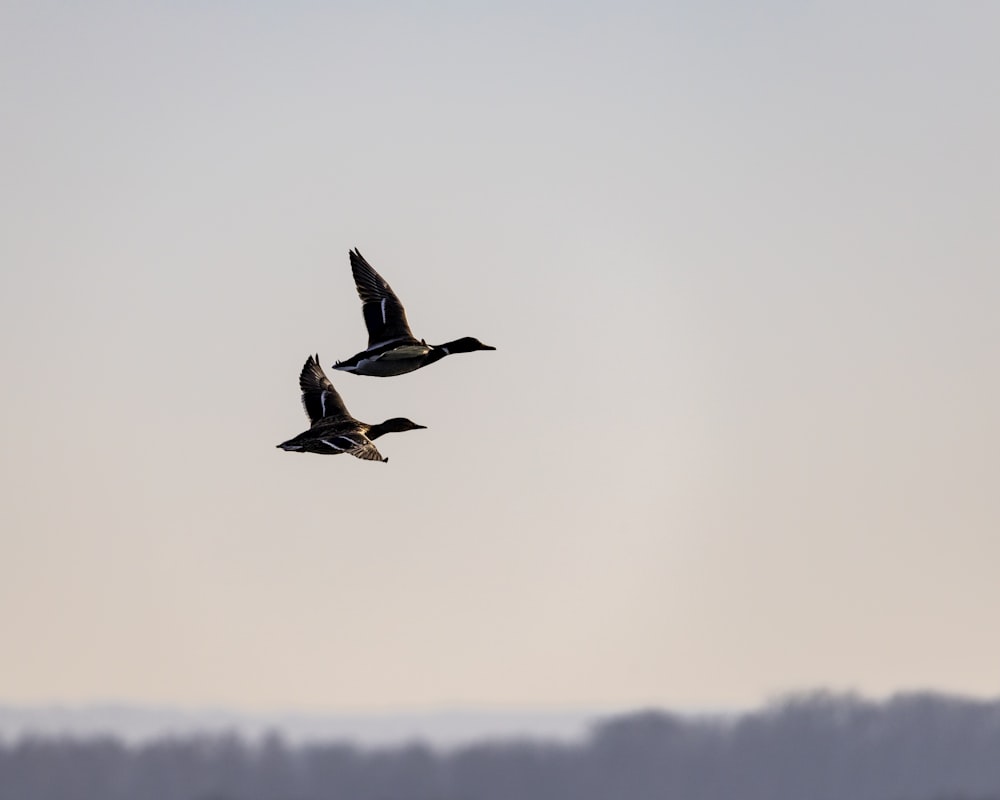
[332,248,496,377]
[277,355,426,461]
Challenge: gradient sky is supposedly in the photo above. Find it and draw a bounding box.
[2,1,998,714]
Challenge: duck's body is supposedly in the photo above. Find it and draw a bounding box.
[277,355,425,461]
[332,249,495,377]
[333,336,490,377]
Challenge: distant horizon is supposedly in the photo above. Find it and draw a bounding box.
[9,693,1000,800]
[4,687,999,748]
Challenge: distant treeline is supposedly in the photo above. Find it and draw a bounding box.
[2,692,1000,800]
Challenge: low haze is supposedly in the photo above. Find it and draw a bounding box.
[1,0,998,718]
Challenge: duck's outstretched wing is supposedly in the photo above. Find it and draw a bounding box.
[299,354,350,425]
[312,428,387,462]
[349,248,417,348]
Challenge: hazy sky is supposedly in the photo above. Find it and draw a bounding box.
[2,1,998,714]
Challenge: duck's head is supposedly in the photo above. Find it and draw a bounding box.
[443,336,497,354]
[378,417,428,433]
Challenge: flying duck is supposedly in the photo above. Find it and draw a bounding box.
[277,355,426,461]
[332,248,496,377]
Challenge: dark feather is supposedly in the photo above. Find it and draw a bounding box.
[350,248,417,347]
[299,354,350,424]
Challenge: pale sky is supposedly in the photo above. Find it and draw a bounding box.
[1,1,998,714]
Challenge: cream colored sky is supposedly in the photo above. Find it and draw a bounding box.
[1,1,998,713]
